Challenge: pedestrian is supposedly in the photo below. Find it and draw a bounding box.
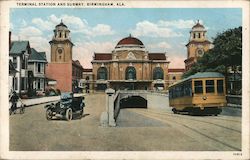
[10,91,19,114]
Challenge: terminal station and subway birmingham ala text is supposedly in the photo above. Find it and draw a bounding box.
[16,2,124,6]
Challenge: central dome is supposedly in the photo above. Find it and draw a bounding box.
[115,35,144,49]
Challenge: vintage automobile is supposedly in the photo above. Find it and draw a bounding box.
[45,92,85,121]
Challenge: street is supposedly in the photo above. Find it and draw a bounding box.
[9,94,241,151]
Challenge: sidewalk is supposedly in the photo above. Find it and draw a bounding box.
[17,93,85,107]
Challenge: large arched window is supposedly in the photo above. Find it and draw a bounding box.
[153,67,164,80]
[97,67,108,80]
[125,67,136,80]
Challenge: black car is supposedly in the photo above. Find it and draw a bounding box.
[45,92,85,121]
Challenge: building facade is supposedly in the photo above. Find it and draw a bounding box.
[46,21,84,92]
[28,48,47,93]
[184,21,212,71]
[81,68,94,93]
[9,41,31,95]
[91,35,170,91]
[167,68,185,86]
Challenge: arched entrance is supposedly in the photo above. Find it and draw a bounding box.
[120,96,147,109]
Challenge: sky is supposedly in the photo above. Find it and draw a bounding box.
[10,8,242,68]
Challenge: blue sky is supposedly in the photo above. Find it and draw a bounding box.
[10,8,242,68]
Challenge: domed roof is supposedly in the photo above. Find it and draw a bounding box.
[192,21,205,29]
[116,34,144,46]
[56,20,68,28]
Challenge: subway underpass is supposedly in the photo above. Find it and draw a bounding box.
[117,96,168,127]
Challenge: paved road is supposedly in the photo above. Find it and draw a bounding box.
[9,94,241,151]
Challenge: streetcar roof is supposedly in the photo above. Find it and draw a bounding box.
[169,72,224,88]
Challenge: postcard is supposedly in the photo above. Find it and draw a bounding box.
[0,0,249,159]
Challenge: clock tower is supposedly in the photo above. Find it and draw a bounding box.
[49,20,74,63]
[184,20,212,71]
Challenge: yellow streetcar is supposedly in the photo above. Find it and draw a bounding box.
[169,72,227,115]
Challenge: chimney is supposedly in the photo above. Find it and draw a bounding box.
[9,31,11,51]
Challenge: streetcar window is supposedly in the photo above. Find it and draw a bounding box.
[194,80,203,93]
[169,89,173,98]
[217,80,224,93]
[206,80,215,93]
[184,81,192,96]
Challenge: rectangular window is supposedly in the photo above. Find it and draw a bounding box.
[13,77,18,90]
[21,77,25,90]
[41,63,44,73]
[41,79,44,90]
[22,56,26,69]
[194,80,203,94]
[38,63,41,73]
[184,81,192,96]
[206,80,215,93]
[13,57,17,68]
[198,33,201,38]
[217,80,224,93]
[37,79,41,90]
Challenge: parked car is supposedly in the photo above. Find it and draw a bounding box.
[44,92,85,121]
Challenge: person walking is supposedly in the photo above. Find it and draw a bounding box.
[10,91,19,114]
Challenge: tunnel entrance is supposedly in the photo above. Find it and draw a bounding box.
[120,96,147,109]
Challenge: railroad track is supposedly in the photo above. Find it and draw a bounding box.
[144,109,241,133]
[129,109,241,151]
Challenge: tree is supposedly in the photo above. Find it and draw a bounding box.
[183,26,242,80]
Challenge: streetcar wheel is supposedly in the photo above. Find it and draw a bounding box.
[65,108,73,121]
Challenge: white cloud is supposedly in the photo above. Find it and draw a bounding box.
[21,19,27,27]
[131,20,182,38]
[148,42,172,50]
[73,41,115,68]
[168,55,186,68]
[32,18,54,31]
[28,36,50,60]
[32,14,114,37]
[158,19,195,29]
[19,26,42,37]
[91,24,114,36]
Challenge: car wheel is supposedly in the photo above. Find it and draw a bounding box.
[79,109,84,118]
[65,108,73,121]
[46,108,53,120]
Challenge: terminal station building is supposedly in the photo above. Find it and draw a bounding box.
[91,35,170,91]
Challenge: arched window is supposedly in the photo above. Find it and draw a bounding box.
[125,67,136,80]
[97,67,108,80]
[153,67,164,80]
